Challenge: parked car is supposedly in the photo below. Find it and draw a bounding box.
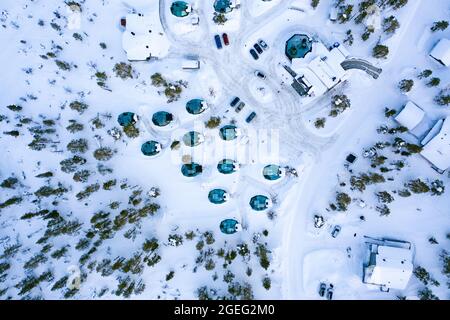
[230,96,240,107]
[222,33,229,46]
[245,111,257,123]
[318,283,326,297]
[254,70,266,79]
[249,49,259,60]
[235,101,245,113]
[253,43,263,54]
[214,34,222,49]
[331,225,341,238]
[326,284,334,300]
[258,39,268,50]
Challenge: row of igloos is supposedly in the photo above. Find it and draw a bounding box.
[118,98,208,129]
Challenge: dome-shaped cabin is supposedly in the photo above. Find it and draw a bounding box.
[220,219,241,234]
[249,195,271,211]
[141,141,162,157]
[181,162,203,177]
[170,1,191,17]
[182,131,204,147]
[118,112,138,127]
[219,124,239,141]
[208,189,228,204]
[152,111,174,127]
[263,164,284,181]
[217,159,238,174]
[186,99,208,115]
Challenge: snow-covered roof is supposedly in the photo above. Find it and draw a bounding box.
[290,44,347,96]
[122,13,170,61]
[366,245,413,290]
[430,38,450,67]
[420,117,450,172]
[296,67,327,97]
[395,101,425,130]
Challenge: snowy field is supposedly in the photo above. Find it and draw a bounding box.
[0,0,449,300]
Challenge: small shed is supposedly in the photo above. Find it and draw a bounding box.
[430,38,450,67]
[182,60,200,70]
[394,101,425,131]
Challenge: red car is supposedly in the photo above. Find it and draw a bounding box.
[222,33,229,46]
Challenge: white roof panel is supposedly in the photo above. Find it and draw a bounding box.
[367,246,413,290]
[395,101,425,130]
[421,117,450,172]
[122,12,170,60]
[430,38,450,67]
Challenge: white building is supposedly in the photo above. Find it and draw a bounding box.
[288,42,349,97]
[394,101,425,131]
[363,239,413,291]
[420,117,450,173]
[121,12,170,61]
[429,38,450,67]
[182,60,200,70]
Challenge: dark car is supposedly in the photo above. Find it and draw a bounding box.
[235,101,245,113]
[258,39,268,50]
[326,284,334,300]
[214,34,222,49]
[249,49,259,60]
[230,96,240,107]
[255,70,266,79]
[253,43,263,54]
[318,283,326,297]
[222,33,229,46]
[245,112,257,123]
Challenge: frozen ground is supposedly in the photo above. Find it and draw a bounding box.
[0,0,449,300]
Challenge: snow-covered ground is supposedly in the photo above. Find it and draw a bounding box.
[0,0,449,300]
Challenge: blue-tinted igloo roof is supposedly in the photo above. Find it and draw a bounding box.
[186,99,207,115]
[181,162,203,177]
[263,164,282,181]
[249,195,270,211]
[220,218,239,234]
[217,159,237,174]
[182,131,203,147]
[208,189,228,204]
[214,0,232,13]
[141,141,161,157]
[219,125,238,141]
[152,111,173,127]
[118,112,137,126]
